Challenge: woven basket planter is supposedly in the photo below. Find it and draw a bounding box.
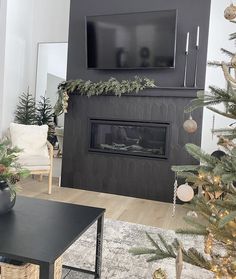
[0,256,62,279]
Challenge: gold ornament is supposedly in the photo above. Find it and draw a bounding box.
[153,268,167,279]
[224,4,236,20]
[230,261,236,271]
[183,115,198,133]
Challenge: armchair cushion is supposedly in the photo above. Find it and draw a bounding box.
[18,155,50,166]
[23,165,50,171]
[10,123,49,157]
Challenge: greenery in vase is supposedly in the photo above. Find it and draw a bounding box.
[54,76,157,115]
[0,140,29,197]
[130,5,236,278]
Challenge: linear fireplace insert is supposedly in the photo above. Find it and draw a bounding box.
[89,119,170,159]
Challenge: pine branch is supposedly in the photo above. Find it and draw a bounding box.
[130,233,212,271]
[185,144,219,167]
[230,32,236,40]
[171,165,200,172]
[220,48,235,57]
[182,216,207,231]
[176,228,207,235]
[207,106,236,119]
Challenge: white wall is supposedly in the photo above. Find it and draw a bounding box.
[0,0,70,136]
[201,0,235,153]
[0,0,34,135]
[0,0,8,135]
[29,0,70,96]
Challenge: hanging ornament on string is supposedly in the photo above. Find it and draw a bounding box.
[172,173,178,217]
[177,183,194,202]
[224,3,236,20]
[183,114,198,133]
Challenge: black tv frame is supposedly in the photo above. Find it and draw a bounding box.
[85,9,178,70]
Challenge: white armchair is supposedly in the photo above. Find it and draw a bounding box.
[9,123,53,194]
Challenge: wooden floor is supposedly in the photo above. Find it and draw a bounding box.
[19,177,188,230]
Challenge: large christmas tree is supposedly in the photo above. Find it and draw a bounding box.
[130,4,236,279]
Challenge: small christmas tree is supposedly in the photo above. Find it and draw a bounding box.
[15,91,36,124]
[36,96,54,126]
[36,96,55,144]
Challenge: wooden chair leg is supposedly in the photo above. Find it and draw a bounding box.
[48,169,52,194]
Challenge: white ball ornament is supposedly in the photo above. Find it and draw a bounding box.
[224,4,236,20]
[183,116,198,133]
[177,183,194,202]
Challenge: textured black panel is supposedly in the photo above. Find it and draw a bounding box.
[62,0,211,202]
[62,93,202,202]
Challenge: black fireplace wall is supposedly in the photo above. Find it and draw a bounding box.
[62,0,211,202]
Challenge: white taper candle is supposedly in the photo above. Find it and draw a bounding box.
[196,26,200,47]
[185,32,189,53]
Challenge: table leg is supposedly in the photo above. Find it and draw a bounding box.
[40,262,54,279]
[95,214,104,279]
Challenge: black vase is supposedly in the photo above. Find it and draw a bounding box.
[0,181,16,215]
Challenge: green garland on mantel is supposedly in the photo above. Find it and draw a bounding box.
[54,76,157,115]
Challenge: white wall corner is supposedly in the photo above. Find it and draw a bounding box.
[0,0,7,136]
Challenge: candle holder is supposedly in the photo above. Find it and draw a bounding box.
[193,46,199,87]
[193,26,200,87]
[183,51,189,87]
[183,32,189,87]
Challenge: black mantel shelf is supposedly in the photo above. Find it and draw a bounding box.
[77,86,204,98]
[156,86,204,90]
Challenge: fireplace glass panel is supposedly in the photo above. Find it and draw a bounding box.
[89,120,169,158]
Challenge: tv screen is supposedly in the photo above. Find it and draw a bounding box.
[86,10,177,69]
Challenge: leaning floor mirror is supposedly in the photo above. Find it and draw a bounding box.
[35,42,68,128]
[35,42,68,167]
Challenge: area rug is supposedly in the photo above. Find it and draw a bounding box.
[62,219,214,279]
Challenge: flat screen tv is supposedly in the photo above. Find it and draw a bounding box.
[86,10,177,70]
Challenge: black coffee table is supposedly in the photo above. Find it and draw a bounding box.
[0,196,105,279]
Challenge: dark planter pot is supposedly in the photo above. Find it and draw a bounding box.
[0,181,16,215]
